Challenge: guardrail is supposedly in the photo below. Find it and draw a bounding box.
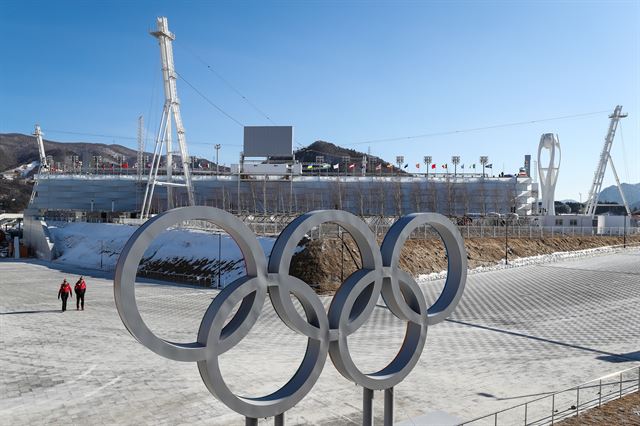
[56,214,640,240]
[460,365,640,425]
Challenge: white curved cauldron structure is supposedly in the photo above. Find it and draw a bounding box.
[537,133,561,215]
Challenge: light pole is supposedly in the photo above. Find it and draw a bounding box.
[316,155,324,177]
[480,156,489,178]
[396,156,404,176]
[214,144,221,178]
[505,214,509,265]
[452,156,460,178]
[342,155,350,176]
[424,156,432,178]
[623,210,627,248]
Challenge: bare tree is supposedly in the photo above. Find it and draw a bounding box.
[411,180,422,213]
[393,178,403,216]
[445,175,454,216]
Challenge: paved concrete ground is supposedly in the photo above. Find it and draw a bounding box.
[1,249,639,425]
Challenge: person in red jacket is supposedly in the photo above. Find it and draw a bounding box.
[58,279,73,312]
[74,276,87,310]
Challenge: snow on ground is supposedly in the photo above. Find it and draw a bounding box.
[48,221,638,287]
[47,222,275,284]
[1,161,39,179]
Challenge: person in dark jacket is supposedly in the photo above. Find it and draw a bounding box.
[74,276,87,310]
[58,279,73,312]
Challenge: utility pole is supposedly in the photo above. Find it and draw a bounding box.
[141,17,195,219]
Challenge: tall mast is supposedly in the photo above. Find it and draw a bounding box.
[34,124,48,171]
[141,17,195,218]
[137,115,144,183]
[584,105,630,217]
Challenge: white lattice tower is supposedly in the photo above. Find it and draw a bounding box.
[141,17,195,218]
[34,124,48,171]
[584,105,630,217]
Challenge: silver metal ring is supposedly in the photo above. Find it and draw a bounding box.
[114,207,467,418]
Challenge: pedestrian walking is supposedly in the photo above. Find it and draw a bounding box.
[58,279,72,312]
[74,276,87,310]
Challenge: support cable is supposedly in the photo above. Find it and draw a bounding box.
[345,110,610,146]
[175,70,244,127]
[177,41,276,124]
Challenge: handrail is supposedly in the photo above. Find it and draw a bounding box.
[460,364,640,425]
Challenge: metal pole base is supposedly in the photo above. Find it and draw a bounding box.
[275,412,284,426]
[363,387,374,426]
[384,387,394,426]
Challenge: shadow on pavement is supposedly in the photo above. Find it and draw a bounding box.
[596,350,640,363]
[0,309,62,315]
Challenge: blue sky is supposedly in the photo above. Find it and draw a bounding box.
[1,0,638,200]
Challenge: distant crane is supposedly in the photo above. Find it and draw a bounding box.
[584,105,631,217]
[141,17,195,219]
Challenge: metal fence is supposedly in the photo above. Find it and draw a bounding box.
[137,270,217,288]
[460,365,640,425]
[51,213,640,240]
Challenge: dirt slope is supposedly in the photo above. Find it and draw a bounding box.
[289,235,640,293]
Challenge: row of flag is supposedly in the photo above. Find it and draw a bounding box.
[304,162,493,171]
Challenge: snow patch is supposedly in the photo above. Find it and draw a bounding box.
[2,161,39,179]
[48,222,276,285]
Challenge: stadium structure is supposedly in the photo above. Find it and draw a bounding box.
[22,17,636,258]
[25,17,537,222]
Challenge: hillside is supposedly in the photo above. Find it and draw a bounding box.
[598,183,640,210]
[293,140,404,174]
[0,133,219,173]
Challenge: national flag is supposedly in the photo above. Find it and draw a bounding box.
[486,163,493,168]
[431,163,436,169]
[333,163,339,170]
[307,164,314,169]
[415,163,420,169]
[322,163,330,169]
[122,162,129,169]
[460,164,465,169]
[442,164,447,169]
[375,164,382,171]
[348,163,355,169]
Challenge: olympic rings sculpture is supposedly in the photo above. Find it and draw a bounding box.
[114,206,467,419]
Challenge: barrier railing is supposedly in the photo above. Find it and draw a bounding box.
[460,365,640,425]
[52,213,640,240]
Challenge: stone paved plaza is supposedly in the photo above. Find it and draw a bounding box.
[1,249,639,425]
